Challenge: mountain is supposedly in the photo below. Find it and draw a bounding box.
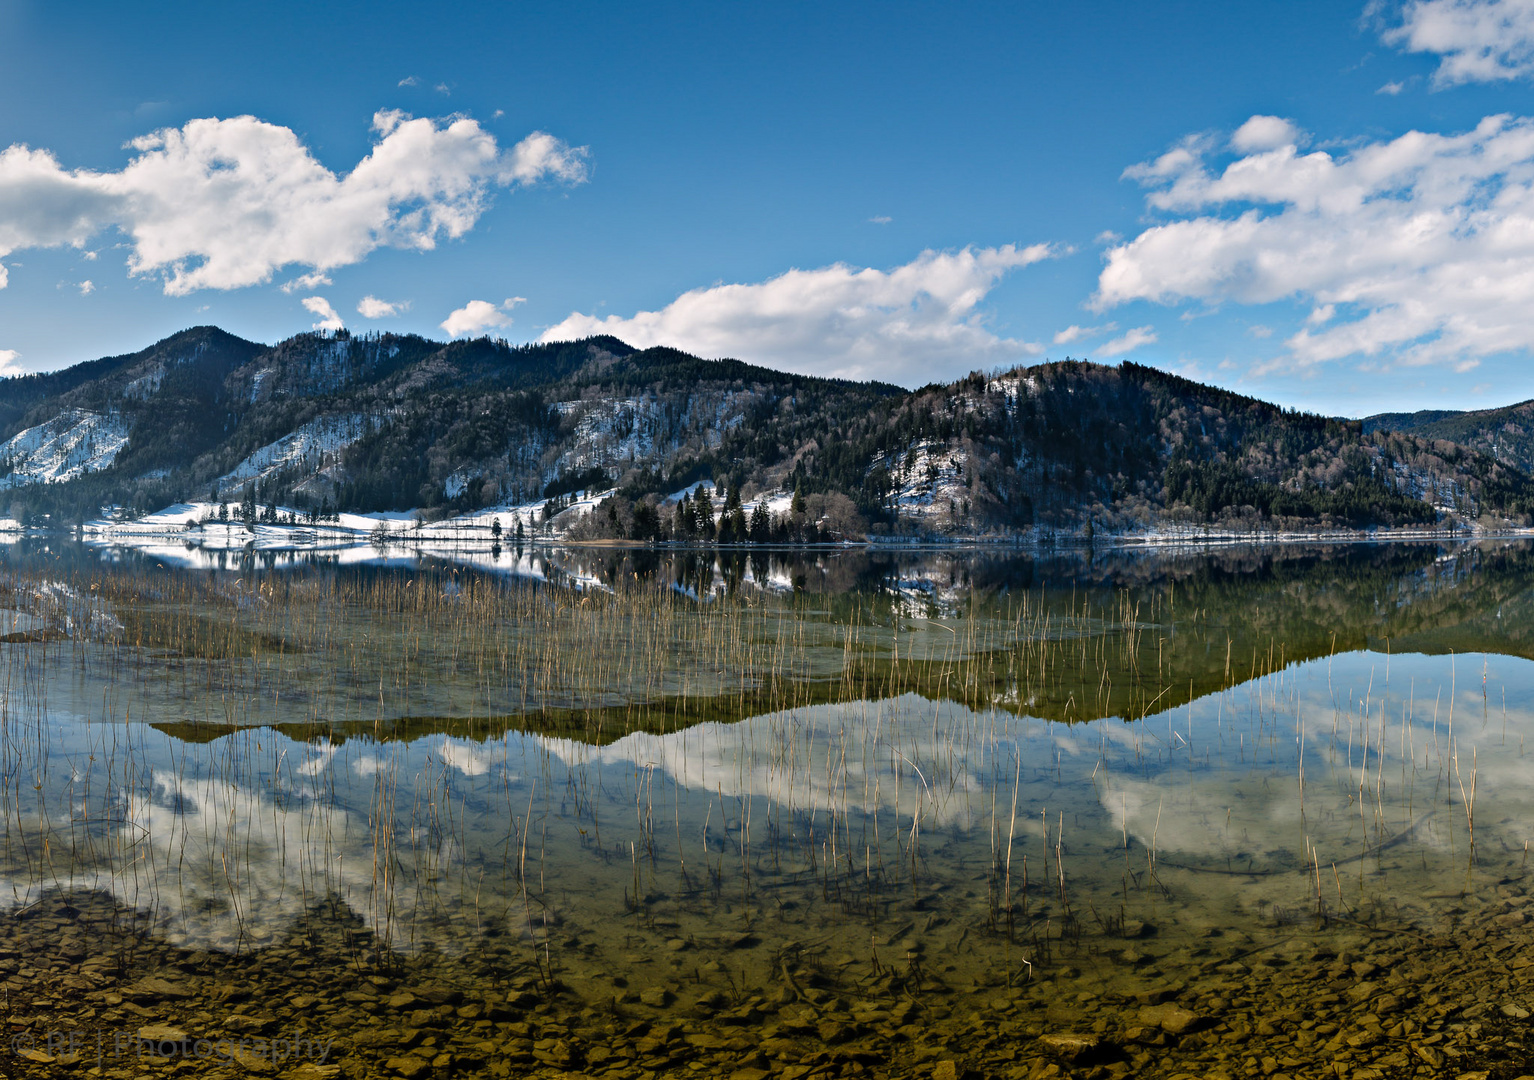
[0,326,1531,537]
[1363,401,1534,476]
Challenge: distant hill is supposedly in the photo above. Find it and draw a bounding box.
[0,326,1531,537]
[1363,401,1534,476]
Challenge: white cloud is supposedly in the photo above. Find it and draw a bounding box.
[1230,115,1300,153]
[1053,322,1115,345]
[0,111,588,296]
[505,296,526,308]
[869,215,892,224]
[1377,79,1408,94]
[1097,112,1534,369]
[357,295,400,318]
[1383,0,1534,84]
[398,76,420,87]
[0,350,20,377]
[441,299,511,337]
[78,280,93,295]
[1248,323,1274,338]
[1100,325,1156,355]
[539,244,1057,384]
[280,270,332,294]
[302,296,344,332]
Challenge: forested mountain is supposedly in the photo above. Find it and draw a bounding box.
[1364,400,1534,476]
[0,325,1530,537]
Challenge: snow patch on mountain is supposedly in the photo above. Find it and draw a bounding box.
[123,368,164,401]
[0,410,131,489]
[876,441,972,525]
[215,414,367,492]
[554,397,662,474]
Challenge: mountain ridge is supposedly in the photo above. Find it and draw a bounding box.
[0,326,1530,538]
[1363,400,1534,476]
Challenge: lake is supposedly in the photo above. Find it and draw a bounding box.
[0,537,1530,1078]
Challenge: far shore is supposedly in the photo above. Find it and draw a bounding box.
[2,509,1524,557]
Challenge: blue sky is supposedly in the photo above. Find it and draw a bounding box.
[3,0,1534,415]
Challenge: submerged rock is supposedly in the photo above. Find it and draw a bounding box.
[1037,1032,1099,1061]
[1137,1002,1200,1035]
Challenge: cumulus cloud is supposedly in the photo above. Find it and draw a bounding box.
[78,280,93,295]
[357,295,401,318]
[0,350,20,377]
[0,111,588,296]
[539,245,1057,384]
[1230,115,1300,153]
[302,296,344,332]
[1101,325,1156,354]
[440,299,511,337]
[1383,0,1534,84]
[1096,112,1534,369]
[280,270,332,294]
[1053,322,1115,345]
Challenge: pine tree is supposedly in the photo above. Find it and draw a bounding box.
[676,493,692,538]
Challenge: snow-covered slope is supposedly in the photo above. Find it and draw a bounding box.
[0,410,131,489]
[215,414,367,493]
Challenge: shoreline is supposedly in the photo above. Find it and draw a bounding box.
[44,522,1534,556]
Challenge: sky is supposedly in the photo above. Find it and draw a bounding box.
[5,0,1534,416]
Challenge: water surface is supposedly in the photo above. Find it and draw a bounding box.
[0,538,1531,1078]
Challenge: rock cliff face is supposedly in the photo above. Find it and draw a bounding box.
[0,326,1530,536]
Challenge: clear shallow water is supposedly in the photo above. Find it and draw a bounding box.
[1,539,1534,1078]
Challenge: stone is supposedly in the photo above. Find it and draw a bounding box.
[1138,1003,1200,1035]
[286,1067,341,1080]
[384,1056,432,1079]
[932,1061,962,1080]
[135,1024,189,1042]
[1038,1032,1099,1062]
[640,988,673,1007]
[127,976,194,1001]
